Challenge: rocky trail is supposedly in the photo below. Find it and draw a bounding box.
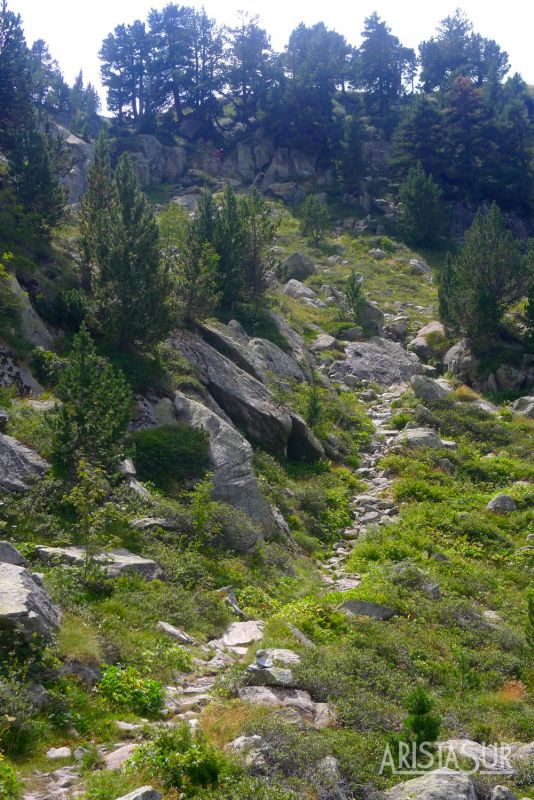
[22,384,411,800]
[319,384,405,593]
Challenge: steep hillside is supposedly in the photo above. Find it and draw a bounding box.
[0,207,533,800]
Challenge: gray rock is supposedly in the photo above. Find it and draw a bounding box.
[173,392,277,537]
[46,746,72,760]
[0,410,8,432]
[130,517,176,531]
[490,787,517,800]
[0,345,44,396]
[0,433,50,492]
[267,312,313,380]
[246,337,305,383]
[115,787,162,800]
[258,648,301,666]
[390,563,440,599]
[342,599,397,620]
[282,252,316,280]
[329,337,421,387]
[52,122,94,203]
[411,375,451,403]
[8,276,55,349]
[369,248,387,259]
[396,427,456,450]
[385,769,476,800]
[409,258,431,275]
[172,332,320,461]
[287,622,316,648]
[408,321,446,361]
[0,541,27,566]
[33,546,161,579]
[310,334,338,352]
[496,364,527,392]
[0,563,61,640]
[385,315,410,340]
[511,396,534,418]
[103,743,137,770]
[171,331,292,454]
[287,411,325,462]
[443,340,478,384]
[247,666,296,688]
[156,621,195,644]
[359,299,385,336]
[216,620,265,647]
[487,494,517,513]
[226,734,266,772]
[283,279,317,301]
[439,740,514,775]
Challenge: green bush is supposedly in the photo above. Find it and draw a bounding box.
[0,754,18,800]
[129,724,228,793]
[133,424,210,493]
[97,665,164,716]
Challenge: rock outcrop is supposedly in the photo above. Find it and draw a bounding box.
[173,392,278,537]
[0,433,50,492]
[171,331,323,460]
[115,134,186,188]
[0,562,61,640]
[33,546,161,579]
[385,769,476,800]
[511,396,534,418]
[411,375,451,403]
[408,321,446,361]
[52,122,94,204]
[281,252,316,280]
[0,345,44,396]
[329,338,422,387]
[395,427,456,450]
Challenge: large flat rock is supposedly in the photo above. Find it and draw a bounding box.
[33,546,161,579]
[385,769,476,800]
[0,433,50,492]
[0,563,61,640]
[218,620,265,647]
[329,337,422,387]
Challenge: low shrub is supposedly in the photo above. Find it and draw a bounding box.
[0,753,17,800]
[133,424,210,493]
[97,664,164,716]
[128,724,229,794]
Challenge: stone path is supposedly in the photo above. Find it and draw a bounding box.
[23,386,412,800]
[319,384,406,592]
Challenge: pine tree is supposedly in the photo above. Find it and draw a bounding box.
[9,118,66,235]
[438,203,525,349]
[52,324,131,477]
[0,0,33,149]
[213,185,246,312]
[345,270,364,323]
[241,189,277,307]
[398,162,444,245]
[437,252,458,332]
[299,195,329,245]
[160,204,220,322]
[341,115,365,194]
[78,131,116,292]
[97,153,172,347]
[402,686,442,748]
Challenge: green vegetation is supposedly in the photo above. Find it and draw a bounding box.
[52,324,131,477]
[97,664,164,716]
[133,424,210,493]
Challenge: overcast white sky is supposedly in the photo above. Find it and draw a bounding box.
[12,0,534,105]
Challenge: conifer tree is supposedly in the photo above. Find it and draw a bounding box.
[241,189,277,307]
[437,203,525,349]
[97,153,172,347]
[213,185,246,312]
[398,161,444,245]
[10,118,66,235]
[401,686,441,748]
[345,269,364,323]
[80,148,172,347]
[299,195,329,245]
[52,324,131,477]
[78,131,116,292]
